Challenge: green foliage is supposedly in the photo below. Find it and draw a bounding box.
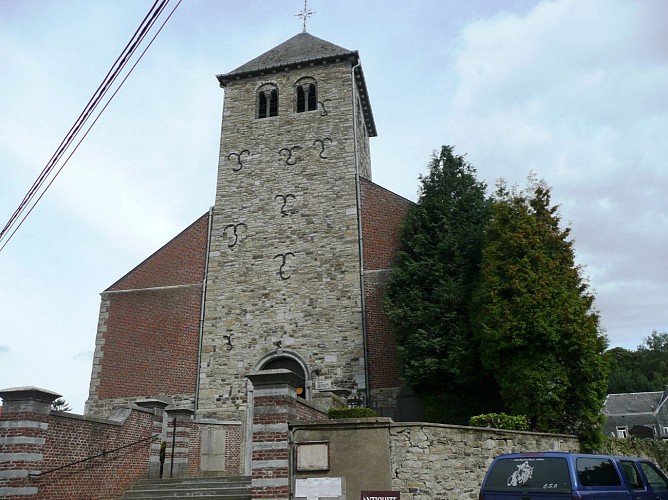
[328,407,377,419]
[469,412,529,431]
[606,332,668,393]
[384,145,491,397]
[421,384,504,425]
[159,441,167,464]
[598,435,668,472]
[50,397,71,412]
[472,178,609,449]
[384,146,609,444]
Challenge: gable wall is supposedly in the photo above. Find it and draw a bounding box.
[86,213,210,417]
[360,179,413,411]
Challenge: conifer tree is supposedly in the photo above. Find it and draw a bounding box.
[384,146,494,419]
[473,179,608,449]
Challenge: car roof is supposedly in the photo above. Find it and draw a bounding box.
[493,452,646,461]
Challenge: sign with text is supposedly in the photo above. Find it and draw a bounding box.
[361,491,400,500]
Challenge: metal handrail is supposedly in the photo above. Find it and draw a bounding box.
[28,433,160,478]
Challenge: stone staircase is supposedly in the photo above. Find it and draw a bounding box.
[121,476,252,499]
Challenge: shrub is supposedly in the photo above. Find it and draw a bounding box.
[598,435,668,472]
[328,407,377,419]
[469,412,529,431]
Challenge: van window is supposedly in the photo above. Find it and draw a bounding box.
[576,458,621,486]
[620,460,644,490]
[485,457,571,492]
[638,461,668,490]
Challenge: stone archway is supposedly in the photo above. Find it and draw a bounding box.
[255,350,311,399]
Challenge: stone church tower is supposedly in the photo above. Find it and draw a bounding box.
[197,32,376,419]
[85,32,411,421]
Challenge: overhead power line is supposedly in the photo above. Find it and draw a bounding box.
[0,0,182,253]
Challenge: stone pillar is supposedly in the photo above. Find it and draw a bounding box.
[0,387,60,498]
[164,407,194,478]
[134,397,172,479]
[247,369,303,500]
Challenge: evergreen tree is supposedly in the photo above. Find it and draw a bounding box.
[50,397,71,412]
[384,146,496,421]
[473,179,608,448]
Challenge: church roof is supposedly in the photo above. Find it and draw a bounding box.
[223,32,353,76]
[217,32,377,137]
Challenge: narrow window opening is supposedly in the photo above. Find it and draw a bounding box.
[297,86,306,112]
[307,83,317,111]
[258,92,268,119]
[269,89,278,117]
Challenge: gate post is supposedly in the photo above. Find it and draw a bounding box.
[246,369,303,500]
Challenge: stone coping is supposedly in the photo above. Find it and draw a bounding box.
[0,386,61,402]
[247,369,304,389]
[290,417,577,438]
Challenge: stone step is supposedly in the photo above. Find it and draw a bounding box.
[122,476,251,499]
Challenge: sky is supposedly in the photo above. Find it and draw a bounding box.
[1,0,667,413]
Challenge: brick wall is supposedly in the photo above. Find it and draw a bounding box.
[0,400,157,499]
[296,400,328,421]
[97,287,202,398]
[359,178,412,272]
[86,213,209,416]
[360,178,413,393]
[194,421,242,477]
[1,389,243,498]
[248,371,327,500]
[107,212,209,291]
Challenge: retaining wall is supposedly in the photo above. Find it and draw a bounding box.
[291,418,580,500]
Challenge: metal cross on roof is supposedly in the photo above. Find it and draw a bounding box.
[296,0,315,33]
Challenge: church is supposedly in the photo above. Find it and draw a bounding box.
[84,30,413,422]
[0,26,585,500]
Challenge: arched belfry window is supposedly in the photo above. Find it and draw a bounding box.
[257,84,278,119]
[295,78,317,113]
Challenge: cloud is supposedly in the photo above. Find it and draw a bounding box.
[446,0,668,344]
[0,345,8,354]
[74,351,94,362]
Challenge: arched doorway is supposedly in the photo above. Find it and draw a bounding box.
[256,350,310,399]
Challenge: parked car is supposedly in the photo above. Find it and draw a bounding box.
[479,452,668,499]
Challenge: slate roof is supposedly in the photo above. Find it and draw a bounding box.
[603,390,668,438]
[223,32,354,77]
[216,32,377,137]
[604,391,667,415]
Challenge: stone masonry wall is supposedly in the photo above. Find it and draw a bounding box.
[389,423,580,499]
[289,418,579,500]
[199,60,371,418]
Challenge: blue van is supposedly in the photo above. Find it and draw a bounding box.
[479,452,668,499]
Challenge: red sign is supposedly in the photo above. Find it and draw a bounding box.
[361,492,400,500]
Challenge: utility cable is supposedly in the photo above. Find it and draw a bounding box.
[0,0,182,253]
[2,0,167,239]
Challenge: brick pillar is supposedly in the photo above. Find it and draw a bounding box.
[134,397,172,479]
[247,369,303,500]
[0,387,60,498]
[164,407,194,478]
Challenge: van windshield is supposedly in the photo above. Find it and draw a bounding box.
[485,457,571,493]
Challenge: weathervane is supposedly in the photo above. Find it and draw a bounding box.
[296,0,315,33]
